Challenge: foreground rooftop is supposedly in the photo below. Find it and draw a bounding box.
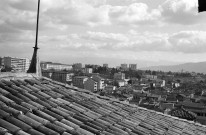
[0,73,206,135]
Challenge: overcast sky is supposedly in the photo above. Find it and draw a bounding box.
[0,0,206,67]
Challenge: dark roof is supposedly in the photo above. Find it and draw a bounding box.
[160,103,174,110]
[0,73,206,135]
[133,92,147,97]
[187,108,206,114]
[73,76,88,79]
[166,95,177,102]
[147,94,160,98]
[177,101,205,109]
[87,78,97,83]
[92,75,104,80]
[177,94,187,98]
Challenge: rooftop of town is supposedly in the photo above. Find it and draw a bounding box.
[0,73,206,135]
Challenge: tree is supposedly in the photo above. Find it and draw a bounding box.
[145,70,152,74]
[111,68,119,75]
[152,71,157,75]
[167,71,172,75]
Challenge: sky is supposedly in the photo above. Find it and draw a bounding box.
[0,0,206,68]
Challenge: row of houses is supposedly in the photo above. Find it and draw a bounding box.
[41,62,93,73]
[42,70,105,92]
[42,70,178,95]
[73,75,105,92]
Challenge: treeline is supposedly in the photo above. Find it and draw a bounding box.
[91,66,142,79]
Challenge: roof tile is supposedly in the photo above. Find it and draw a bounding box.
[17,114,42,128]
[0,118,21,134]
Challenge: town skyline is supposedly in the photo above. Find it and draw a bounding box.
[0,0,206,68]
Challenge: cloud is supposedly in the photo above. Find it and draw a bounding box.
[42,0,161,27]
[1,0,206,65]
[1,0,162,30]
[49,30,206,54]
[9,0,38,11]
[108,3,161,26]
[124,30,206,53]
[160,0,205,25]
[76,30,169,51]
[81,31,129,42]
[44,0,110,27]
[4,0,204,28]
[120,30,206,53]
[169,31,206,53]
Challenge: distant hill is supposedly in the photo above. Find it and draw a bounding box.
[140,62,206,73]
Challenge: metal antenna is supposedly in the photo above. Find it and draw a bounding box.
[27,0,40,73]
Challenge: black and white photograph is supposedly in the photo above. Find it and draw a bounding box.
[0,0,206,134]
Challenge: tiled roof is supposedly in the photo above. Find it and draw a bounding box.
[92,75,104,81]
[177,101,205,109]
[73,76,88,79]
[0,74,206,135]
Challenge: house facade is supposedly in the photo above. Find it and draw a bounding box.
[92,75,105,90]
[84,78,98,92]
[72,76,88,88]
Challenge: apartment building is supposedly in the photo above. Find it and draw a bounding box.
[3,57,30,72]
[72,76,88,88]
[41,62,72,71]
[121,64,128,70]
[84,78,98,92]
[84,75,105,92]
[42,71,74,84]
[92,75,105,90]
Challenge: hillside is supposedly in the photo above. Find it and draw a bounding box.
[141,62,206,73]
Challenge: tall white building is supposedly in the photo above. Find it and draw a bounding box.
[121,64,128,70]
[41,62,72,71]
[3,57,30,72]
